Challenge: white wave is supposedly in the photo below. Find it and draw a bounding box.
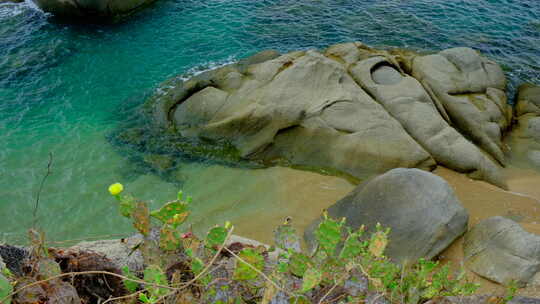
[0,0,43,18]
[25,0,42,11]
[179,56,238,81]
[153,56,238,96]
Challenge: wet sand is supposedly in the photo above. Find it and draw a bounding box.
[178,164,355,244]
[436,166,540,297]
[183,163,540,297]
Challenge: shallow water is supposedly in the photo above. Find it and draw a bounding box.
[0,0,539,243]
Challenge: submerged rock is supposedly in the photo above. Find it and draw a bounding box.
[33,0,158,22]
[463,216,540,287]
[305,168,469,264]
[138,42,510,187]
[143,153,175,172]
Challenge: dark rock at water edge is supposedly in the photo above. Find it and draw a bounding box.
[33,0,158,22]
[0,244,29,276]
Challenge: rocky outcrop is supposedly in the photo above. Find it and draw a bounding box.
[463,216,540,287]
[411,47,510,167]
[70,235,145,272]
[506,83,540,167]
[69,234,279,271]
[136,42,510,187]
[352,50,506,187]
[305,168,469,264]
[33,0,157,21]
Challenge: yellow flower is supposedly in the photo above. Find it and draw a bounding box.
[108,183,124,196]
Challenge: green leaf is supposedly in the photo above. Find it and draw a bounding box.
[36,258,61,280]
[139,293,155,304]
[191,257,204,275]
[143,265,168,298]
[368,231,388,258]
[132,202,151,236]
[277,261,289,273]
[233,248,265,281]
[0,273,12,304]
[177,190,184,201]
[159,225,182,251]
[290,296,311,304]
[274,222,301,252]
[150,200,189,227]
[339,228,364,260]
[122,266,139,293]
[119,195,137,218]
[206,226,228,249]
[1,268,12,279]
[315,215,343,257]
[191,257,212,286]
[289,252,310,277]
[301,267,322,293]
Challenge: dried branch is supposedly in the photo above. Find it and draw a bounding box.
[32,152,53,229]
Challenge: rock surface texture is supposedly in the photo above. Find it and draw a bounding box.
[506,83,540,167]
[140,42,510,187]
[463,216,540,287]
[70,234,277,271]
[34,0,157,21]
[305,168,469,263]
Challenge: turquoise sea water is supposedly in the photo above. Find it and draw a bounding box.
[0,0,539,244]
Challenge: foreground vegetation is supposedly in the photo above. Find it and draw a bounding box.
[1,183,508,304]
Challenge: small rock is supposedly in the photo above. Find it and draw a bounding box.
[463,216,540,287]
[143,153,175,172]
[305,168,469,263]
[33,0,158,22]
[70,235,144,272]
[0,244,29,276]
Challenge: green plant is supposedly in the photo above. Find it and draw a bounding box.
[0,271,13,304]
[107,184,479,303]
[503,280,519,303]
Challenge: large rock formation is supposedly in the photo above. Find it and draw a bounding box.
[506,83,540,168]
[411,47,510,166]
[305,168,469,264]
[463,216,540,287]
[33,0,157,21]
[137,42,510,187]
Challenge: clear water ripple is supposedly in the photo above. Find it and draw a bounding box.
[0,0,539,243]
